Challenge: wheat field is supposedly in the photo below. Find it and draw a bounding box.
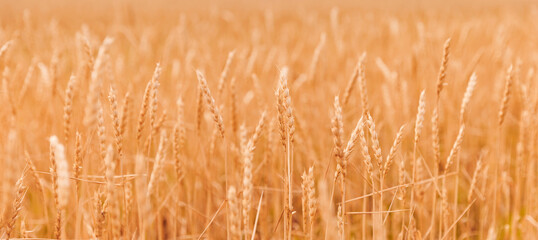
[0,0,537,239]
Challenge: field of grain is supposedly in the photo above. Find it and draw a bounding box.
[0,0,537,239]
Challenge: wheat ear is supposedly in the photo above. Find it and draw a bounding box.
[49,136,70,239]
[383,124,406,177]
[4,170,28,240]
[63,75,76,143]
[460,73,477,125]
[196,70,225,138]
[228,186,240,240]
[217,50,236,99]
[498,65,513,126]
[137,80,152,144]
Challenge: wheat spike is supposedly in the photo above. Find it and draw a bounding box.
[83,37,113,127]
[343,116,364,163]
[358,119,375,184]
[331,96,344,175]
[436,38,451,97]
[414,90,426,145]
[196,70,225,138]
[93,188,106,239]
[306,167,316,239]
[137,80,152,144]
[108,87,123,161]
[383,124,405,177]
[97,101,106,162]
[0,40,13,62]
[217,50,236,98]
[104,145,120,238]
[230,77,238,137]
[358,53,369,114]
[468,153,484,202]
[308,32,326,81]
[63,75,76,143]
[49,136,70,239]
[397,159,407,200]
[498,65,513,126]
[173,99,185,181]
[460,73,477,125]
[301,170,309,234]
[4,170,28,240]
[24,151,44,195]
[444,125,465,173]
[228,186,241,240]
[342,56,361,107]
[149,63,162,135]
[147,131,168,196]
[366,113,383,170]
[73,132,83,198]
